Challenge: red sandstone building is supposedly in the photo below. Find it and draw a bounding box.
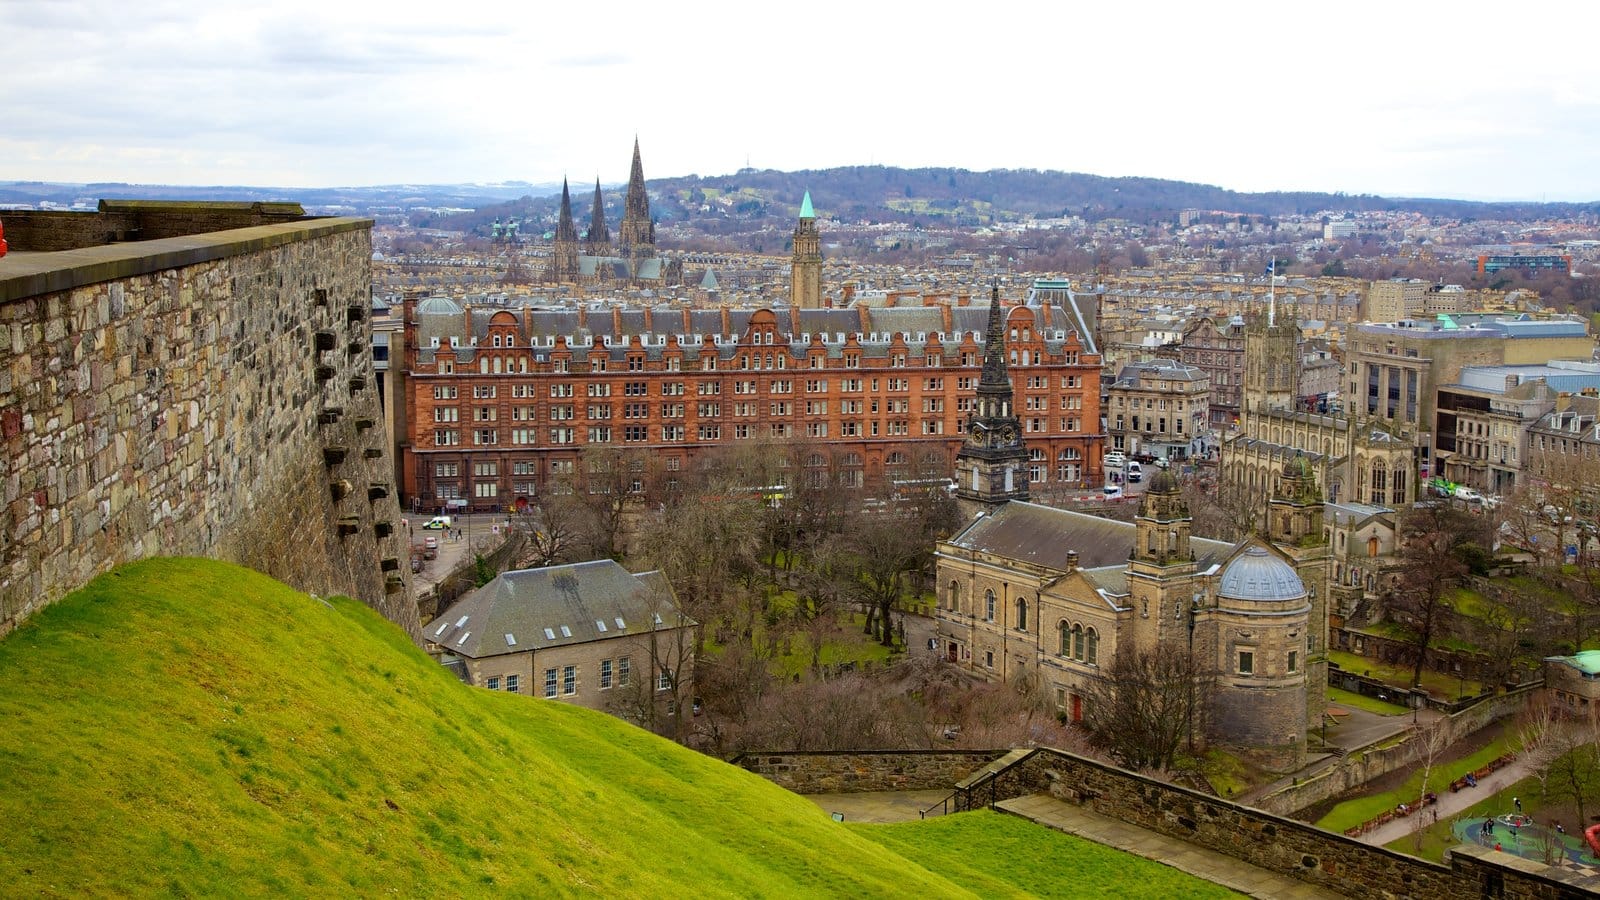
[398,294,1105,512]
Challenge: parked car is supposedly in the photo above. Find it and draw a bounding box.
[1102,484,1125,500]
[1103,452,1127,469]
[1453,486,1483,503]
[424,535,439,550]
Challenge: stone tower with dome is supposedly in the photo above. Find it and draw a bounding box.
[1201,543,1311,767]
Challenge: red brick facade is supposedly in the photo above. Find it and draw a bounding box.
[399,298,1105,512]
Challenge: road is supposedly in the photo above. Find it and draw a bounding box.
[400,513,512,594]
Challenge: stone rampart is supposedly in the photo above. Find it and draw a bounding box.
[730,749,1007,794]
[972,747,1598,899]
[0,216,419,639]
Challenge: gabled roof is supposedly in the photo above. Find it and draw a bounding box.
[947,500,1230,572]
[429,560,694,660]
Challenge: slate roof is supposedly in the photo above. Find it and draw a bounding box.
[947,501,1231,572]
[428,560,693,660]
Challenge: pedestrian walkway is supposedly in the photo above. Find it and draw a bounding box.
[804,789,954,823]
[997,794,1346,899]
[1357,752,1539,846]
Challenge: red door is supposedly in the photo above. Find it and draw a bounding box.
[947,641,960,663]
[1071,694,1083,723]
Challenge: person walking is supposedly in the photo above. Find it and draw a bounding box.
[1514,796,1522,814]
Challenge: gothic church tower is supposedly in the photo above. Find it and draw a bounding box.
[1241,294,1299,429]
[955,284,1029,519]
[790,191,822,309]
[617,138,656,270]
[548,178,579,284]
[586,178,611,256]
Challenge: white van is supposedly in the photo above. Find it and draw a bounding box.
[1126,461,1143,483]
[1104,452,1127,469]
[423,515,453,530]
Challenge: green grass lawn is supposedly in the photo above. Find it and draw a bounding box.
[1327,650,1483,697]
[1314,733,1520,834]
[1327,686,1409,716]
[1190,748,1258,799]
[0,558,1106,897]
[855,810,1242,899]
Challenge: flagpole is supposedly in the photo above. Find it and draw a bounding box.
[1267,256,1276,327]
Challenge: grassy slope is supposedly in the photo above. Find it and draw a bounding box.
[0,559,1230,897]
[857,811,1242,899]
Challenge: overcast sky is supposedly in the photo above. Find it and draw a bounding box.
[6,0,1599,201]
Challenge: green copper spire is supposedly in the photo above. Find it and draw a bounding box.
[799,191,814,219]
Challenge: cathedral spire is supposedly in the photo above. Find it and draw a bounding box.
[587,178,610,252]
[548,178,579,283]
[618,137,655,265]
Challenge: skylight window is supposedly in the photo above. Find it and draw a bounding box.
[544,628,556,640]
[615,617,626,629]
[434,620,450,637]
[455,616,469,628]
[654,613,664,626]
[559,625,573,638]
[505,633,517,646]
[456,631,470,645]
[595,620,607,632]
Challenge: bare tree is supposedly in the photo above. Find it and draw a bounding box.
[1409,720,1452,852]
[846,511,927,647]
[1080,644,1213,772]
[1388,503,1480,689]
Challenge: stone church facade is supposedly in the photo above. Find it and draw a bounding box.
[937,309,1326,765]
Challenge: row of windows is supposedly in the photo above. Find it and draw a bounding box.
[432,417,1088,448]
[430,374,1099,399]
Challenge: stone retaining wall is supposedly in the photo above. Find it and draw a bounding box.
[974,747,1597,899]
[0,216,419,639]
[1254,683,1542,817]
[731,749,1007,794]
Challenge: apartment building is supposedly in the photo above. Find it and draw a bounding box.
[398,295,1104,510]
[1105,361,1210,461]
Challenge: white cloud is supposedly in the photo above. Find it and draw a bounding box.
[2,0,1598,199]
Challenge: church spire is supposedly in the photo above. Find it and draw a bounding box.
[556,178,577,243]
[548,178,579,283]
[618,137,655,266]
[586,178,610,253]
[978,280,1012,394]
[954,280,1028,514]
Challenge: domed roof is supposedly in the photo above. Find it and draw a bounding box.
[1217,546,1305,602]
[1148,469,1180,494]
[416,296,463,316]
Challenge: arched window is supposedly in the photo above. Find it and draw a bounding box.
[1072,625,1085,661]
[985,590,996,622]
[1058,621,1070,656]
[948,580,961,613]
[1085,628,1099,666]
[1369,462,1387,502]
[1015,597,1028,631]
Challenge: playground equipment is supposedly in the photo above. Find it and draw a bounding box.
[1586,823,1600,859]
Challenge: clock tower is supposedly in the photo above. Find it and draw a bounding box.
[956,283,1029,519]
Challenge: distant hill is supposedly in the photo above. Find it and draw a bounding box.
[0,180,551,214]
[0,558,1234,897]
[424,166,1600,239]
[11,169,1597,238]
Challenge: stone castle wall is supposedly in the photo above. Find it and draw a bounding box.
[731,749,1007,794]
[986,748,1595,899]
[0,217,419,639]
[736,747,1594,897]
